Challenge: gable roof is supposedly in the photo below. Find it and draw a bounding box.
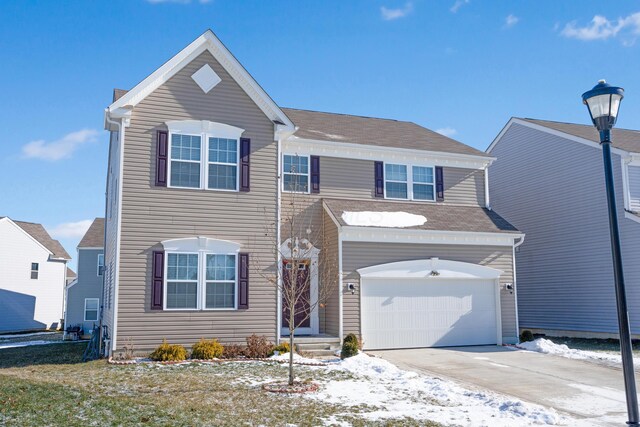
[518,118,640,154]
[283,108,486,156]
[106,30,294,130]
[66,267,77,279]
[78,218,105,248]
[10,220,71,260]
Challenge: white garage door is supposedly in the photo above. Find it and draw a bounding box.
[361,278,498,350]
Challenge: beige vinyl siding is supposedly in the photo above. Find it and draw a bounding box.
[115,50,278,352]
[443,167,485,207]
[320,208,340,336]
[341,242,517,343]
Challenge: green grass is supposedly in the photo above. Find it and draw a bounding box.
[0,343,439,427]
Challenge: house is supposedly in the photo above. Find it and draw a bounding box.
[101,30,524,356]
[66,268,77,286]
[64,218,104,338]
[488,118,640,338]
[0,217,70,332]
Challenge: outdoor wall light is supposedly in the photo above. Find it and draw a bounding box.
[347,283,356,294]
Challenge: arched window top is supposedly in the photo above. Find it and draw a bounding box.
[161,236,241,253]
[165,120,244,139]
[358,258,503,279]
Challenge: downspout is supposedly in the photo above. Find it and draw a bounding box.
[276,133,282,344]
[484,166,491,210]
[512,234,525,341]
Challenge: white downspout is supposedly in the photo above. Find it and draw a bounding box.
[512,235,525,341]
[484,166,491,210]
[276,133,282,344]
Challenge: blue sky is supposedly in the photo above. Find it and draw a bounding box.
[1,0,639,268]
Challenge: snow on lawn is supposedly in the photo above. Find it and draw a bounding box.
[0,340,63,350]
[0,332,56,340]
[517,338,640,366]
[341,211,426,228]
[275,352,563,426]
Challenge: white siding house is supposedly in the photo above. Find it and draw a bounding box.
[0,217,70,332]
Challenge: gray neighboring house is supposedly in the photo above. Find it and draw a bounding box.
[488,118,640,338]
[64,218,104,337]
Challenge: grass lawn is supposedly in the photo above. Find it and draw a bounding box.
[0,343,437,427]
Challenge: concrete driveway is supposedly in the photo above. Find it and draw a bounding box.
[370,346,637,426]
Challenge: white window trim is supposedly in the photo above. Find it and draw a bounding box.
[165,120,244,192]
[282,153,311,194]
[384,162,436,202]
[97,254,105,277]
[84,298,100,322]
[30,263,39,280]
[623,156,640,224]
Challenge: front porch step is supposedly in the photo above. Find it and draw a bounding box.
[284,335,340,345]
[296,342,340,351]
[300,348,339,358]
[282,335,341,358]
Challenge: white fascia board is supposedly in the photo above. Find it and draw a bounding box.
[322,200,343,231]
[341,226,524,246]
[488,118,631,157]
[106,30,294,131]
[283,137,494,170]
[357,258,504,279]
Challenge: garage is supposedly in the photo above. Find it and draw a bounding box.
[358,258,503,350]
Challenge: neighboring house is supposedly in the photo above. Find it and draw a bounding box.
[488,118,640,338]
[66,268,77,286]
[0,217,70,332]
[101,30,524,356]
[64,218,104,337]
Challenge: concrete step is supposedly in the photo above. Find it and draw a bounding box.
[299,348,339,358]
[284,335,340,344]
[296,342,340,351]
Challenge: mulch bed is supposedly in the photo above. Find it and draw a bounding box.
[262,381,320,394]
[108,356,330,367]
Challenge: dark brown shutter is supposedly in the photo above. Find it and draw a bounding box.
[156,131,168,187]
[374,161,384,198]
[238,253,249,309]
[435,166,444,202]
[239,138,250,192]
[310,155,320,193]
[151,251,164,310]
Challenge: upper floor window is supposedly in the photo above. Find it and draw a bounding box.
[30,263,39,280]
[208,138,238,190]
[97,254,105,277]
[283,154,309,193]
[385,163,435,201]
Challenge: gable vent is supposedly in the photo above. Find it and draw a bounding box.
[191,64,221,93]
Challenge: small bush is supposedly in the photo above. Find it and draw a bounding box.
[190,338,224,359]
[520,330,534,343]
[341,340,359,360]
[222,343,246,359]
[245,334,273,359]
[343,333,358,345]
[270,342,291,356]
[149,339,187,362]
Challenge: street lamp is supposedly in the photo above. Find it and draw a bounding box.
[582,80,639,426]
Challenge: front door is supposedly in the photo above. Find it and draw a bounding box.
[281,259,317,336]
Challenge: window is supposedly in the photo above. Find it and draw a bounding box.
[384,163,435,201]
[208,137,238,190]
[97,254,105,276]
[30,263,39,280]
[628,164,640,213]
[283,155,309,193]
[166,253,199,309]
[205,254,236,309]
[84,298,99,321]
[169,134,202,188]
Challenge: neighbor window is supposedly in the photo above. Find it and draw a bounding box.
[205,254,236,309]
[208,137,238,190]
[628,164,640,213]
[166,253,199,309]
[30,263,39,280]
[169,134,202,188]
[384,163,435,201]
[84,298,99,322]
[97,254,105,276]
[282,155,309,192]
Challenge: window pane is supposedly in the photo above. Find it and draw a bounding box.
[283,155,308,174]
[86,299,99,310]
[170,161,200,188]
[206,255,236,281]
[209,138,237,164]
[166,282,197,309]
[385,164,407,182]
[167,254,199,280]
[386,182,408,199]
[414,183,435,200]
[171,134,201,161]
[283,174,309,192]
[31,271,38,280]
[206,282,235,309]
[85,310,98,321]
[413,166,434,184]
[31,263,38,271]
[208,164,237,190]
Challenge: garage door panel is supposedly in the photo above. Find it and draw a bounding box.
[362,278,498,350]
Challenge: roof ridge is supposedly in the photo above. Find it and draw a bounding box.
[521,117,640,134]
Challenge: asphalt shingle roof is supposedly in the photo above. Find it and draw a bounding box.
[78,218,105,248]
[12,220,71,260]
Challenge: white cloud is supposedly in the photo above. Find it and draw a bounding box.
[435,127,457,137]
[505,14,519,28]
[22,129,99,161]
[49,220,93,239]
[561,12,640,44]
[381,2,413,20]
[450,0,469,13]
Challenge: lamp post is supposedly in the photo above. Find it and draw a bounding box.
[582,80,639,426]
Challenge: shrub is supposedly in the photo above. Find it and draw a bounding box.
[245,334,273,359]
[190,338,224,360]
[149,339,187,362]
[343,333,358,345]
[520,330,534,343]
[270,342,291,356]
[222,343,246,359]
[341,340,359,360]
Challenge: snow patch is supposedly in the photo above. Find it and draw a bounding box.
[0,332,56,340]
[0,340,61,349]
[517,338,640,366]
[341,211,427,228]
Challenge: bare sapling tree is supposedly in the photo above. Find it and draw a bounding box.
[260,157,338,386]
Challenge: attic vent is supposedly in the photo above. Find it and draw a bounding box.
[191,64,221,94]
